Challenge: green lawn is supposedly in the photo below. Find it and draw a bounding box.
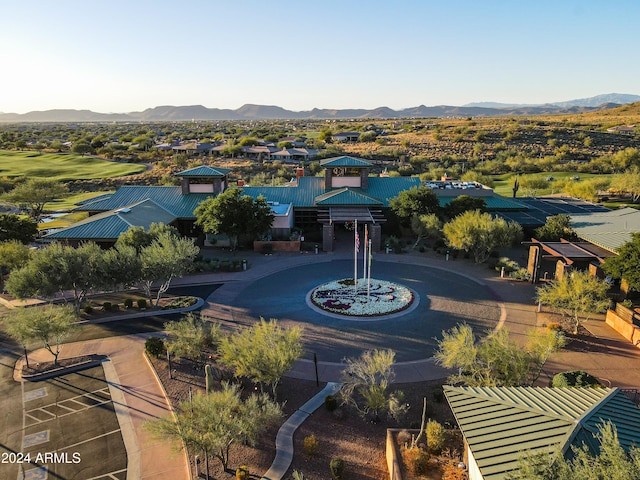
[492,172,613,197]
[44,190,114,211]
[0,150,146,181]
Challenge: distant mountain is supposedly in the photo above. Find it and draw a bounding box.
[1,93,638,122]
[464,93,640,109]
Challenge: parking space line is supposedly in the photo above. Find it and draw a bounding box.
[58,429,121,451]
[85,467,127,480]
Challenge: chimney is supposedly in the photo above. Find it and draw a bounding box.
[237,179,245,187]
[296,167,304,183]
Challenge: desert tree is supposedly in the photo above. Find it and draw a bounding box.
[602,232,640,293]
[340,348,407,422]
[0,240,31,273]
[434,323,565,387]
[219,318,303,398]
[6,304,76,366]
[144,383,281,474]
[0,213,38,243]
[410,213,442,249]
[442,210,522,263]
[0,178,68,222]
[443,195,487,220]
[534,214,578,242]
[536,271,610,334]
[164,313,220,366]
[389,186,440,226]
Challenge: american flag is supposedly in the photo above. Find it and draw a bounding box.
[355,230,360,253]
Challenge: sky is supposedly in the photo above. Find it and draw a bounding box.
[2,0,639,114]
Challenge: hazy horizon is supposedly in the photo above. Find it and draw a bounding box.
[2,1,639,114]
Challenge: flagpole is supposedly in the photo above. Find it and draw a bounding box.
[362,224,368,286]
[367,238,372,300]
[353,219,358,295]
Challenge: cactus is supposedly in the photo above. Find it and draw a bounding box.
[205,364,214,394]
[512,176,520,198]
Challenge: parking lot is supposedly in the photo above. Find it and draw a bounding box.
[12,366,127,480]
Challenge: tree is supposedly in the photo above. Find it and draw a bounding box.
[340,349,406,421]
[195,187,274,251]
[609,166,640,202]
[0,213,38,243]
[519,176,550,197]
[434,323,565,387]
[410,213,442,249]
[389,186,440,225]
[536,271,610,334]
[219,318,303,397]
[115,223,179,253]
[1,178,68,222]
[442,210,522,263]
[138,232,199,307]
[534,214,578,242]
[0,240,31,273]
[443,195,487,219]
[510,422,640,480]
[164,313,220,365]
[97,243,141,292]
[602,232,640,293]
[5,242,104,312]
[6,304,76,366]
[145,383,281,473]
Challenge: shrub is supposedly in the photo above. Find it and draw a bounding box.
[426,419,446,453]
[402,447,430,476]
[102,301,112,312]
[547,322,562,332]
[124,298,133,309]
[509,268,531,281]
[83,304,94,314]
[235,465,249,480]
[303,434,319,457]
[137,298,147,309]
[552,370,603,388]
[111,303,120,312]
[329,457,345,480]
[397,429,412,446]
[324,394,338,412]
[262,243,273,255]
[145,337,165,357]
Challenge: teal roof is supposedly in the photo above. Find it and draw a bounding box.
[74,186,211,218]
[445,386,640,480]
[315,188,382,206]
[46,199,177,241]
[365,177,422,205]
[438,194,528,211]
[571,207,640,254]
[320,156,373,168]
[176,165,232,177]
[242,176,325,207]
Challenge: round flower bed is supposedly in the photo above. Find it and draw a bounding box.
[310,278,414,317]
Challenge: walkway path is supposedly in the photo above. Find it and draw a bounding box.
[15,335,190,480]
[261,382,342,480]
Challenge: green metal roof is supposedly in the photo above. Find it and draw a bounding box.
[571,207,640,253]
[46,199,177,241]
[445,386,640,480]
[176,165,232,177]
[315,188,382,206]
[365,177,421,205]
[438,195,528,211]
[74,186,211,218]
[242,176,325,207]
[320,156,374,168]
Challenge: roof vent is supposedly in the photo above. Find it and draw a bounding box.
[117,207,132,214]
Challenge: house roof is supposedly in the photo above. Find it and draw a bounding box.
[438,195,527,211]
[45,199,177,241]
[570,207,640,253]
[74,186,211,218]
[320,156,373,168]
[444,386,640,480]
[176,165,232,177]
[314,188,382,206]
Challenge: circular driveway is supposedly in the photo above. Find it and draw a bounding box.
[227,259,501,362]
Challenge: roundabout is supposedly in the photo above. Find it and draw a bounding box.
[222,258,502,363]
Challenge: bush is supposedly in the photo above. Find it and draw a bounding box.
[402,447,430,476]
[235,465,249,480]
[324,394,338,412]
[124,298,133,309]
[102,301,112,312]
[303,434,319,457]
[547,322,562,332]
[426,419,446,453]
[397,429,412,446]
[137,299,147,309]
[552,370,603,388]
[145,337,165,357]
[509,268,531,281]
[329,457,345,480]
[83,304,94,314]
[262,243,273,255]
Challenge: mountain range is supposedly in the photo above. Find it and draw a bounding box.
[1,93,639,123]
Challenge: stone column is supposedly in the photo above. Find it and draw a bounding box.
[322,224,334,252]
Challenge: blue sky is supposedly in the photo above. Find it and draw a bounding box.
[2,0,638,113]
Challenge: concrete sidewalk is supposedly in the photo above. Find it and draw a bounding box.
[15,335,190,480]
